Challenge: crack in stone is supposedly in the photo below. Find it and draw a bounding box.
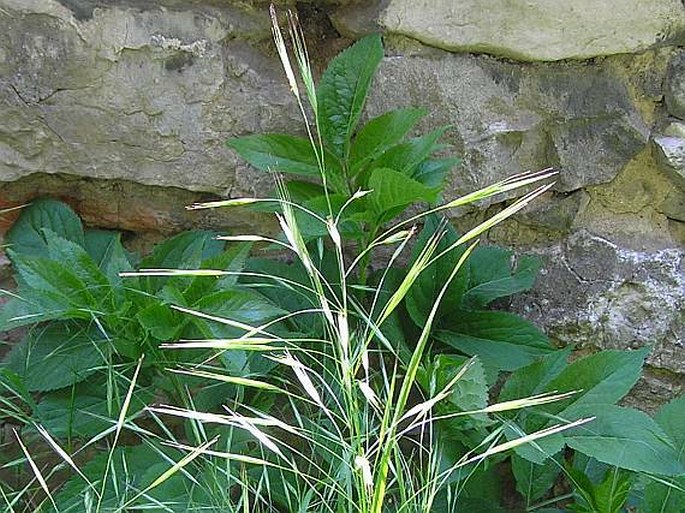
[8,84,30,107]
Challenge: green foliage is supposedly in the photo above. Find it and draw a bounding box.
[4,324,105,392]
[400,215,552,376]
[512,453,562,503]
[317,34,384,160]
[641,396,685,513]
[6,198,85,256]
[227,36,454,243]
[1,15,683,513]
[498,349,685,510]
[565,406,683,476]
[566,464,634,513]
[0,200,283,509]
[48,444,198,512]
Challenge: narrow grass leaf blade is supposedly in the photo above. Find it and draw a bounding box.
[118,437,218,512]
[459,417,594,467]
[35,424,99,497]
[169,368,281,391]
[13,429,57,511]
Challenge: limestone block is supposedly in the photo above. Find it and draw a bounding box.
[511,231,685,375]
[662,190,685,222]
[368,52,650,196]
[0,0,301,193]
[653,123,685,189]
[377,0,685,61]
[666,50,685,119]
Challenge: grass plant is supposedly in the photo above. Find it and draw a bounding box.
[118,7,585,512]
[1,5,684,513]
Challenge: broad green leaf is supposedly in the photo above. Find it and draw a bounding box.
[140,231,225,293]
[564,405,684,476]
[413,157,461,189]
[643,476,685,513]
[4,229,112,323]
[572,453,615,487]
[227,133,333,177]
[183,241,253,301]
[0,367,38,415]
[7,235,109,318]
[512,453,562,503]
[426,355,488,411]
[299,194,360,241]
[350,107,427,172]
[542,348,649,420]
[642,395,685,512]
[83,229,122,268]
[36,380,152,439]
[317,34,384,159]
[655,394,685,452]
[5,198,84,258]
[43,229,111,299]
[451,465,504,512]
[462,246,542,308]
[83,229,134,288]
[428,355,490,433]
[565,464,633,513]
[285,180,328,202]
[37,393,112,439]
[3,324,105,392]
[435,311,553,372]
[141,230,224,269]
[590,469,633,513]
[510,349,649,458]
[371,126,449,177]
[137,302,184,341]
[504,420,566,465]
[0,294,85,331]
[243,258,322,336]
[368,167,439,217]
[192,288,286,339]
[499,348,572,403]
[405,215,470,327]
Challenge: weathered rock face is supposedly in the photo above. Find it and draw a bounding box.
[509,232,685,411]
[0,0,301,193]
[1,0,684,407]
[337,0,685,61]
[511,231,685,372]
[653,121,685,189]
[665,49,685,119]
[367,51,651,194]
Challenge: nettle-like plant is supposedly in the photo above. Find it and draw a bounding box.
[1,6,684,513]
[0,198,280,401]
[0,202,284,511]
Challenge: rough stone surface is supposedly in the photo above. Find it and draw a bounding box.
[0,0,301,193]
[511,231,685,374]
[665,49,685,119]
[368,51,650,195]
[662,190,685,222]
[0,173,272,237]
[653,123,685,188]
[375,0,685,62]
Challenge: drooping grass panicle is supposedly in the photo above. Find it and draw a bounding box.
[269,6,331,215]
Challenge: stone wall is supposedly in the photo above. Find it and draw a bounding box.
[1,0,684,406]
